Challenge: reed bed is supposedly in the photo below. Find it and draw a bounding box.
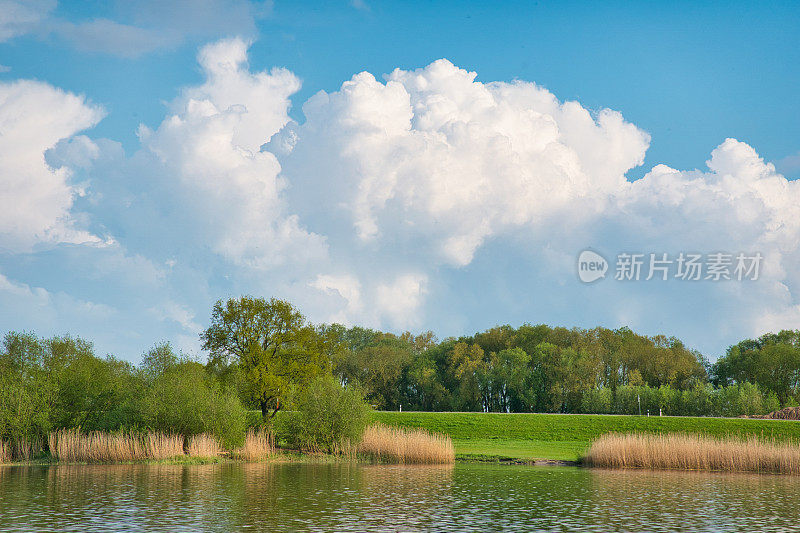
[145,432,184,460]
[0,439,11,463]
[233,429,275,461]
[358,424,455,464]
[49,430,184,462]
[585,433,800,474]
[49,429,146,462]
[187,433,222,458]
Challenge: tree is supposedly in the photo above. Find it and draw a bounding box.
[201,296,332,420]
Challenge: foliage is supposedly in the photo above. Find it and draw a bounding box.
[139,345,247,448]
[201,296,335,419]
[712,330,800,404]
[0,332,52,454]
[279,376,371,452]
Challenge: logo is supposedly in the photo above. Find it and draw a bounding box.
[577,250,608,283]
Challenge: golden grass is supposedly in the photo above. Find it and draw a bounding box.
[49,429,146,462]
[233,429,275,461]
[145,432,184,460]
[358,423,455,464]
[49,430,184,462]
[585,433,800,474]
[187,433,222,458]
[0,439,11,463]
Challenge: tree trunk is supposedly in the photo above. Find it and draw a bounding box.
[269,397,281,418]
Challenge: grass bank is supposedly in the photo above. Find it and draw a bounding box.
[372,412,800,462]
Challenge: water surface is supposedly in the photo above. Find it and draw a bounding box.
[1,463,798,531]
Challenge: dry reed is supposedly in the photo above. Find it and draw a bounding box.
[233,429,275,461]
[48,429,146,462]
[49,430,184,462]
[187,433,222,458]
[0,439,11,463]
[358,424,455,464]
[585,433,800,474]
[145,432,184,460]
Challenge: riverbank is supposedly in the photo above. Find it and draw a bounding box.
[373,411,800,463]
[0,424,456,466]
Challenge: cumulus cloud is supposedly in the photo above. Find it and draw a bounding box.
[131,37,326,268]
[272,59,800,347]
[3,39,799,358]
[0,80,106,251]
[375,274,428,329]
[279,59,649,266]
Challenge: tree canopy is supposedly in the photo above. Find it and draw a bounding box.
[201,296,334,419]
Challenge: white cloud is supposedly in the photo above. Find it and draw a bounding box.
[375,274,428,329]
[132,37,326,268]
[279,59,649,266]
[0,0,55,42]
[0,270,116,332]
[0,80,105,251]
[274,60,800,346]
[4,41,799,358]
[309,274,363,325]
[1,0,270,57]
[54,18,177,58]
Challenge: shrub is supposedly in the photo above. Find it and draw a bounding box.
[280,376,371,452]
[139,357,247,448]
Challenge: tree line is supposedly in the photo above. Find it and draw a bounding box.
[327,322,797,417]
[2,296,799,455]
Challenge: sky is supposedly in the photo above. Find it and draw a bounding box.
[1,0,799,362]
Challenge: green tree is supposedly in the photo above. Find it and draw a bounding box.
[139,345,247,447]
[201,296,333,420]
[280,375,371,452]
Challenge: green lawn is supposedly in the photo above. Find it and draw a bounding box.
[372,412,800,462]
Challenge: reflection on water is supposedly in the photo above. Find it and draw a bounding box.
[1,462,798,532]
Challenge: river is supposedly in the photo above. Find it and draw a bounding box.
[1,463,798,531]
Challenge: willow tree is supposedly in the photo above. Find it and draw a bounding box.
[201,296,333,420]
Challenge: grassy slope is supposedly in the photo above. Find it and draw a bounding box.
[372,412,800,462]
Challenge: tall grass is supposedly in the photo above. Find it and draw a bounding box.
[49,429,145,462]
[585,433,800,474]
[0,439,11,463]
[145,432,185,460]
[49,430,184,462]
[358,423,454,464]
[187,433,222,458]
[233,429,275,461]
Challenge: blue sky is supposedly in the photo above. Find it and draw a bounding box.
[1,0,799,361]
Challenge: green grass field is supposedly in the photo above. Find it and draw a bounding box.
[372,412,800,462]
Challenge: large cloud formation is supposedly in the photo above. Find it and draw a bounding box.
[1,37,798,359]
[0,79,105,251]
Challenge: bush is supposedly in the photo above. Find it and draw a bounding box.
[279,376,371,452]
[139,358,247,448]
